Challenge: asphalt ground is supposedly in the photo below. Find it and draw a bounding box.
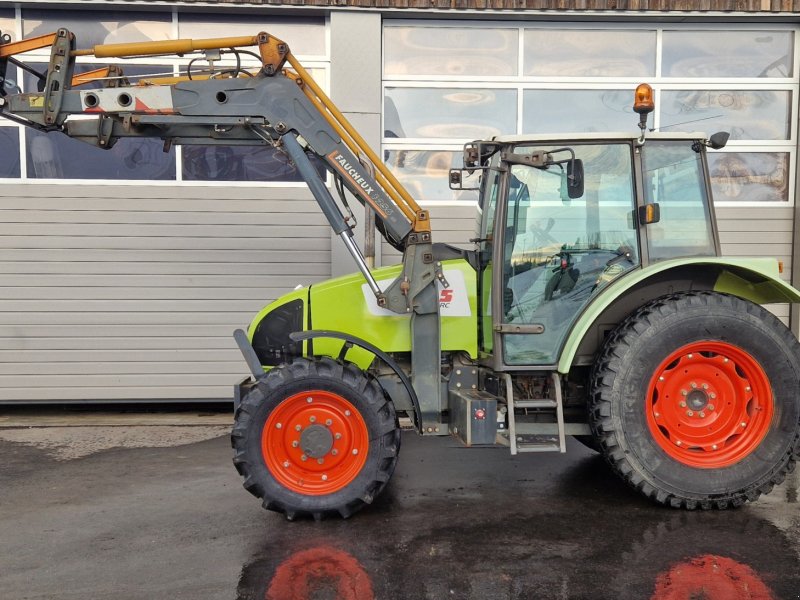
[1,411,799,600]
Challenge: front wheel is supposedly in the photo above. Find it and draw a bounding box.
[590,292,800,509]
[232,357,401,519]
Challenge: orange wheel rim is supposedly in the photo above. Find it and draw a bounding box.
[262,390,369,495]
[646,341,773,468]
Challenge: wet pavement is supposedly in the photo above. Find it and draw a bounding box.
[1,422,799,600]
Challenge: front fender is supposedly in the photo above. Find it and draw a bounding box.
[558,257,800,373]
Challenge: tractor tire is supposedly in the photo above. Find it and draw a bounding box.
[231,357,401,520]
[590,291,800,509]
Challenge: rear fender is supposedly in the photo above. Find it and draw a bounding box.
[558,257,800,373]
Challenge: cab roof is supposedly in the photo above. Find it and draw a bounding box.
[492,131,708,144]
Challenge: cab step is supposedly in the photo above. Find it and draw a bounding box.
[503,371,566,455]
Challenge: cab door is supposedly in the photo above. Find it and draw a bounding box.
[493,142,641,366]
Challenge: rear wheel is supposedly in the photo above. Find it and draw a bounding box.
[232,357,401,519]
[590,292,800,509]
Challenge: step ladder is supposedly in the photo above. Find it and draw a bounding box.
[503,372,567,455]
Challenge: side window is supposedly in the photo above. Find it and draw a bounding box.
[643,142,716,261]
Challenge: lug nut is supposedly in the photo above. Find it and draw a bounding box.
[332,449,338,455]
[707,404,715,411]
[680,401,687,408]
[352,449,359,455]
[300,454,308,461]
[309,416,316,423]
[699,412,706,418]
[295,424,302,431]
[275,422,282,429]
[283,461,290,468]
[687,410,694,417]
[322,474,328,481]
[345,410,351,416]
[306,397,313,403]
[690,382,697,389]
[702,383,709,390]
[292,440,299,448]
[681,391,688,397]
[325,419,332,426]
[317,458,324,465]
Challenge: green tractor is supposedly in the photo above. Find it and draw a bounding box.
[1,31,797,520]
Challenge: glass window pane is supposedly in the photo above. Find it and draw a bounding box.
[26,130,175,180]
[660,90,790,141]
[523,89,636,134]
[0,128,21,178]
[384,26,518,77]
[524,29,656,77]
[384,150,478,203]
[708,152,789,203]
[642,141,715,261]
[0,9,15,42]
[23,9,172,48]
[178,15,325,56]
[662,30,793,77]
[182,145,325,182]
[385,88,516,139]
[2,64,20,95]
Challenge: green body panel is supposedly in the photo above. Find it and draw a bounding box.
[250,259,478,370]
[247,287,310,357]
[557,257,800,373]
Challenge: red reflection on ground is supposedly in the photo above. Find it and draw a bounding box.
[266,545,374,600]
[651,554,774,600]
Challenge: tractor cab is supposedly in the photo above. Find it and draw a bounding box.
[462,131,724,368]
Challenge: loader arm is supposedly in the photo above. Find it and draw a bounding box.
[0,28,446,428]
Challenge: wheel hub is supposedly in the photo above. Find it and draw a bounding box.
[686,389,709,411]
[300,424,333,458]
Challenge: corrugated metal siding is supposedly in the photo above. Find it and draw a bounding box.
[0,184,329,402]
[716,205,794,324]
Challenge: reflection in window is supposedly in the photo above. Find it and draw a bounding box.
[660,90,790,140]
[385,88,516,139]
[662,30,794,77]
[178,15,325,56]
[524,29,656,77]
[523,89,637,134]
[0,128,20,178]
[384,150,478,203]
[384,27,518,77]
[26,130,175,180]
[23,9,172,48]
[708,152,789,203]
[182,145,325,182]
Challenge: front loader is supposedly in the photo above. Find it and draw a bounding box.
[2,29,799,520]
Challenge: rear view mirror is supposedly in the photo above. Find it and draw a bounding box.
[567,159,584,199]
